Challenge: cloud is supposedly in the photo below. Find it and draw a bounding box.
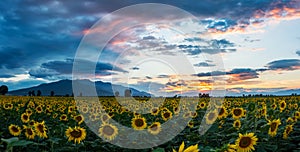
[157,74,170,78]
[29,58,127,79]
[194,68,261,82]
[266,59,300,71]
[296,50,300,56]
[193,62,215,67]
[178,38,236,55]
[130,67,139,70]
[142,36,156,40]
[0,74,15,78]
[184,37,204,42]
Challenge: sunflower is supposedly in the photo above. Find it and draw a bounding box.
[283,124,293,139]
[53,113,58,119]
[21,113,30,123]
[224,144,236,152]
[205,110,218,125]
[173,106,180,115]
[271,103,277,110]
[34,121,47,138]
[286,117,294,124]
[233,119,241,130]
[35,106,43,113]
[99,123,118,140]
[60,114,68,121]
[100,113,111,123]
[8,124,21,136]
[188,121,194,128]
[279,100,286,112]
[23,125,35,140]
[65,126,86,144]
[26,109,33,115]
[161,110,173,121]
[81,106,89,114]
[148,122,161,135]
[235,133,258,152]
[260,106,267,117]
[294,111,300,119]
[232,108,245,119]
[268,119,281,137]
[74,115,84,124]
[218,106,228,119]
[173,141,199,152]
[198,101,206,109]
[28,120,35,126]
[132,116,147,130]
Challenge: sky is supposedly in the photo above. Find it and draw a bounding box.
[1,0,300,96]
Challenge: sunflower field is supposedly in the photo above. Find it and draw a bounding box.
[0,95,300,152]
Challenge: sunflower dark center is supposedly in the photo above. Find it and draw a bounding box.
[270,122,277,132]
[70,129,82,138]
[152,109,158,113]
[150,124,158,131]
[76,116,82,122]
[37,124,44,133]
[27,128,33,135]
[281,103,285,108]
[233,109,242,116]
[219,108,225,115]
[163,112,171,118]
[12,126,19,132]
[103,125,114,136]
[135,119,144,127]
[102,115,108,121]
[208,112,216,120]
[239,137,251,148]
[23,115,28,120]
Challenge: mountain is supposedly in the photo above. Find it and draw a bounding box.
[8,79,152,97]
[226,89,300,97]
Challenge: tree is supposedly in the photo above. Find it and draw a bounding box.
[125,89,131,97]
[0,85,8,95]
[50,91,54,97]
[28,91,32,96]
[115,91,120,97]
[31,90,35,96]
[37,90,42,96]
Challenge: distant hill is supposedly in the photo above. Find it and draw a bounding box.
[226,89,300,97]
[8,79,152,97]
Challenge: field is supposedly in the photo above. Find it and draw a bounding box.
[0,96,300,152]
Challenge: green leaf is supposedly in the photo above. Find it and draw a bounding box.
[1,137,19,144]
[10,140,34,147]
[153,148,165,152]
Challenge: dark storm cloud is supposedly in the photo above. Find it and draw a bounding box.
[193,59,300,83]
[266,59,300,71]
[194,68,260,81]
[0,0,295,72]
[29,58,127,79]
